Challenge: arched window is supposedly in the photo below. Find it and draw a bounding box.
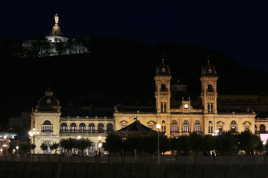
[170,120,178,134]
[107,123,114,133]
[41,141,52,153]
[60,123,67,132]
[230,120,237,132]
[88,123,95,133]
[182,120,190,133]
[208,121,213,134]
[160,84,167,91]
[207,84,214,92]
[79,123,86,132]
[147,121,156,129]
[260,124,266,133]
[216,121,224,133]
[161,120,166,133]
[243,121,251,132]
[98,123,104,133]
[194,120,201,133]
[42,120,53,133]
[70,123,77,133]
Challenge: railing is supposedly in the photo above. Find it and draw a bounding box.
[41,129,53,133]
[59,129,113,136]
[255,131,268,134]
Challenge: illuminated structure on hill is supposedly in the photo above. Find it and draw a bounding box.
[22,14,89,58]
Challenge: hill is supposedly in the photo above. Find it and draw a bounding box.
[1,37,268,123]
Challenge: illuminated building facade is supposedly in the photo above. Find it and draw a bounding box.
[114,60,256,137]
[31,59,268,153]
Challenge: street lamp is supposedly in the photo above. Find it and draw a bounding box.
[156,123,161,164]
[28,128,40,154]
[97,136,102,156]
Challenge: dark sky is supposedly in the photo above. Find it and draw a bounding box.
[1,1,268,124]
[1,1,268,71]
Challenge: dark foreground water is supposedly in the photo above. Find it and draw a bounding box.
[0,156,268,178]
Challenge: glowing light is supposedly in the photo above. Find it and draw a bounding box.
[98,142,103,148]
[184,104,189,109]
[28,128,39,137]
[77,135,81,140]
[156,123,161,129]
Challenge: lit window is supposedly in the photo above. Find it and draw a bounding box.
[208,121,213,134]
[42,120,53,133]
[182,120,190,133]
[194,120,201,132]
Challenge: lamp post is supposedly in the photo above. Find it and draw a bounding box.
[156,123,161,164]
[97,136,102,157]
[28,128,40,154]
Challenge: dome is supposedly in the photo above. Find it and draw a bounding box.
[35,89,61,113]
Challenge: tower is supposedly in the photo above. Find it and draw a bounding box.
[200,59,218,114]
[31,89,61,153]
[154,59,172,113]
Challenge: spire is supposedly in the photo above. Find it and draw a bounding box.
[162,58,165,65]
[45,88,54,97]
[201,56,217,77]
[156,57,171,75]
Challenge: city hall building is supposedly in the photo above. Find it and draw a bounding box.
[31,60,266,154]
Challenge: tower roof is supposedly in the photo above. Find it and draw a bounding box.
[156,58,171,76]
[35,89,61,113]
[201,57,217,77]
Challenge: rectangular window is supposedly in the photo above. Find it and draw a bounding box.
[208,126,213,133]
[208,103,213,113]
[161,102,167,113]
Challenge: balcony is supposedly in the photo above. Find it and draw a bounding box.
[59,129,113,136]
[255,131,268,134]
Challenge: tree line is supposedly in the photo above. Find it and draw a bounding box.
[104,130,267,157]
[7,138,92,156]
[6,130,267,157]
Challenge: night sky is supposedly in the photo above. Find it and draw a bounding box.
[1,1,268,71]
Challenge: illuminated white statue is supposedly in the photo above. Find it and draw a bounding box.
[54,14,59,25]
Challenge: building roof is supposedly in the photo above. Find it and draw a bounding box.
[61,107,114,117]
[118,120,154,132]
[115,105,156,113]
